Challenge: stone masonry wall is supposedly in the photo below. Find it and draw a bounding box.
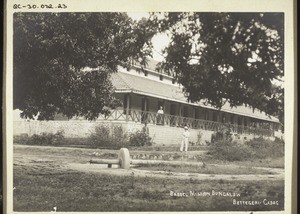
[146,124,213,146]
[13,120,274,145]
[13,120,213,145]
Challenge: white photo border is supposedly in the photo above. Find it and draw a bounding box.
[4,0,296,213]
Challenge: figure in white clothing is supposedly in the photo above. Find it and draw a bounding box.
[180,126,190,152]
[157,106,164,125]
[157,106,164,114]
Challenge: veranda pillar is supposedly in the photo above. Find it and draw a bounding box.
[125,94,131,122]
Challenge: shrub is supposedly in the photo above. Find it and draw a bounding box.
[14,134,29,144]
[89,124,129,148]
[89,125,111,147]
[211,128,232,144]
[245,136,284,159]
[129,131,152,147]
[209,140,252,161]
[209,136,284,162]
[14,131,65,146]
[196,131,203,145]
[111,125,129,147]
[89,125,153,148]
[30,131,65,145]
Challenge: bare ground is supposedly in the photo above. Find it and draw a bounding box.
[13,144,285,212]
[14,144,284,180]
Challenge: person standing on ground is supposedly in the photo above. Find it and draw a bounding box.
[142,122,149,136]
[180,126,190,152]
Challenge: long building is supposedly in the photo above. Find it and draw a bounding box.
[13,59,283,145]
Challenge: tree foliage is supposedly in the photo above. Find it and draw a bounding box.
[14,12,284,123]
[150,12,284,121]
[14,13,155,120]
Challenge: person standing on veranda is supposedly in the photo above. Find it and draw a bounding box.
[157,106,164,125]
[180,126,190,152]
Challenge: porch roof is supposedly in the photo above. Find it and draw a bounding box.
[111,71,279,123]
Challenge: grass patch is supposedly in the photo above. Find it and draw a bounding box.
[133,163,277,175]
[14,169,284,212]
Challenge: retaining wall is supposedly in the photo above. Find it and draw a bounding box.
[13,120,275,145]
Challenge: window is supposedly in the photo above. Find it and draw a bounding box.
[141,97,149,111]
[205,110,209,120]
[159,75,163,81]
[231,114,234,124]
[170,104,176,115]
[195,109,199,119]
[222,114,226,123]
[183,106,188,117]
[212,112,218,122]
[170,104,176,126]
[238,116,242,125]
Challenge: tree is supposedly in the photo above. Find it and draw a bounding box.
[150,12,284,121]
[13,13,155,120]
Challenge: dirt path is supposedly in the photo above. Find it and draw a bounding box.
[14,144,284,181]
[67,162,284,181]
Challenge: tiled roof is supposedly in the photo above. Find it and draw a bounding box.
[111,71,279,123]
[111,71,185,101]
[220,103,278,122]
[111,71,130,90]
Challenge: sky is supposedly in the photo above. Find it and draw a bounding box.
[127,12,170,62]
[127,12,283,87]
